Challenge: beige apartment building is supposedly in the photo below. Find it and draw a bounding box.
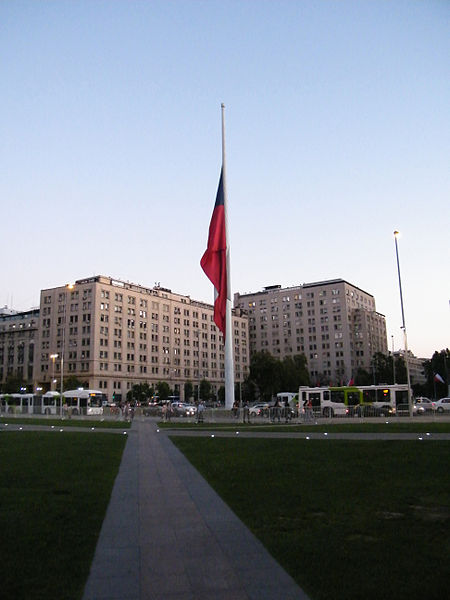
[0,308,39,388]
[234,279,388,384]
[35,275,249,402]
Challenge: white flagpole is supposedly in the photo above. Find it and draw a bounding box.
[221,103,235,410]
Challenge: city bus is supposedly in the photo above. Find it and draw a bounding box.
[62,389,106,415]
[41,391,62,415]
[0,393,40,414]
[298,384,409,418]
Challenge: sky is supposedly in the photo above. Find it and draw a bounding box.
[1,0,449,359]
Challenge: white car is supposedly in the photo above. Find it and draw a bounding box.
[434,398,450,413]
[413,397,435,415]
[249,403,269,417]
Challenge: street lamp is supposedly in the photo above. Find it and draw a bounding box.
[393,231,412,417]
[50,354,59,391]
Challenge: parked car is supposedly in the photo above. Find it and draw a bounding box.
[434,397,450,413]
[413,397,435,415]
[249,403,269,417]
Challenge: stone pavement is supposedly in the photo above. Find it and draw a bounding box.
[82,418,309,600]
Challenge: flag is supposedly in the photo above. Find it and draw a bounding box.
[434,373,445,384]
[201,169,227,338]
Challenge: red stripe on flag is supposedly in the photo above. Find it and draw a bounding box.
[201,171,227,338]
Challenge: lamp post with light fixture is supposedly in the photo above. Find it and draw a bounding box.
[50,354,58,391]
[393,231,412,417]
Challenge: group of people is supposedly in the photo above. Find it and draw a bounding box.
[232,398,314,424]
[231,400,252,423]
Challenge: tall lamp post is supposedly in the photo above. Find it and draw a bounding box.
[393,231,412,417]
[50,354,58,391]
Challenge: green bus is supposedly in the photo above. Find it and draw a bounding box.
[298,384,409,418]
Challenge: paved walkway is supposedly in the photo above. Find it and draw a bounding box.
[82,418,309,600]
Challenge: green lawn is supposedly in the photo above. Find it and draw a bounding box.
[0,416,131,429]
[171,437,450,600]
[159,420,450,433]
[0,432,126,600]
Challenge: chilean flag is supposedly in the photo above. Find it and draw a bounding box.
[201,169,227,338]
[434,373,445,384]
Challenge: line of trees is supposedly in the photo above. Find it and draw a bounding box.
[352,349,450,399]
[419,349,449,399]
[237,352,310,403]
[353,352,408,387]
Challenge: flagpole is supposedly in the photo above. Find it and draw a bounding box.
[221,103,235,410]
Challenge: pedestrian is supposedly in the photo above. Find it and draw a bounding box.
[305,399,313,422]
[197,400,205,423]
[232,400,239,419]
[243,401,251,424]
[284,399,291,423]
[272,399,281,423]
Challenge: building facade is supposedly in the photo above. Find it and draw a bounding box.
[393,350,427,386]
[0,308,39,388]
[234,279,388,384]
[35,275,249,401]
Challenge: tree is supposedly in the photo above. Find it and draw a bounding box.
[127,383,152,404]
[279,355,310,391]
[240,377,258,404]
[354,368,372,386]
[370,352,407,385]
[1,375,26,394]
[217,385,225,405]
[199,379,212,401]
[62,376,87,392]
[184,381,194,402]
[246,352,309,401]
[249,351,280,401]
[156,381,170,401]
[423,349,449,399]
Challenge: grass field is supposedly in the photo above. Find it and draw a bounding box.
[159,420,450,433]
[0,432,126,600]
[0,416,131,429]
[171,436,450,600]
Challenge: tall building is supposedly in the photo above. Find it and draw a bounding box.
[0,308,39,387]
[35,275,249,402]
[234,279,387,384]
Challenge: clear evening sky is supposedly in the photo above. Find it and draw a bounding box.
[1,1,449,359]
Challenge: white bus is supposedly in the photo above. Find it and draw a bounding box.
[41,391,62,415]
[62,389,106,415]
[0,393,39,414]
[298,384,409,418]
